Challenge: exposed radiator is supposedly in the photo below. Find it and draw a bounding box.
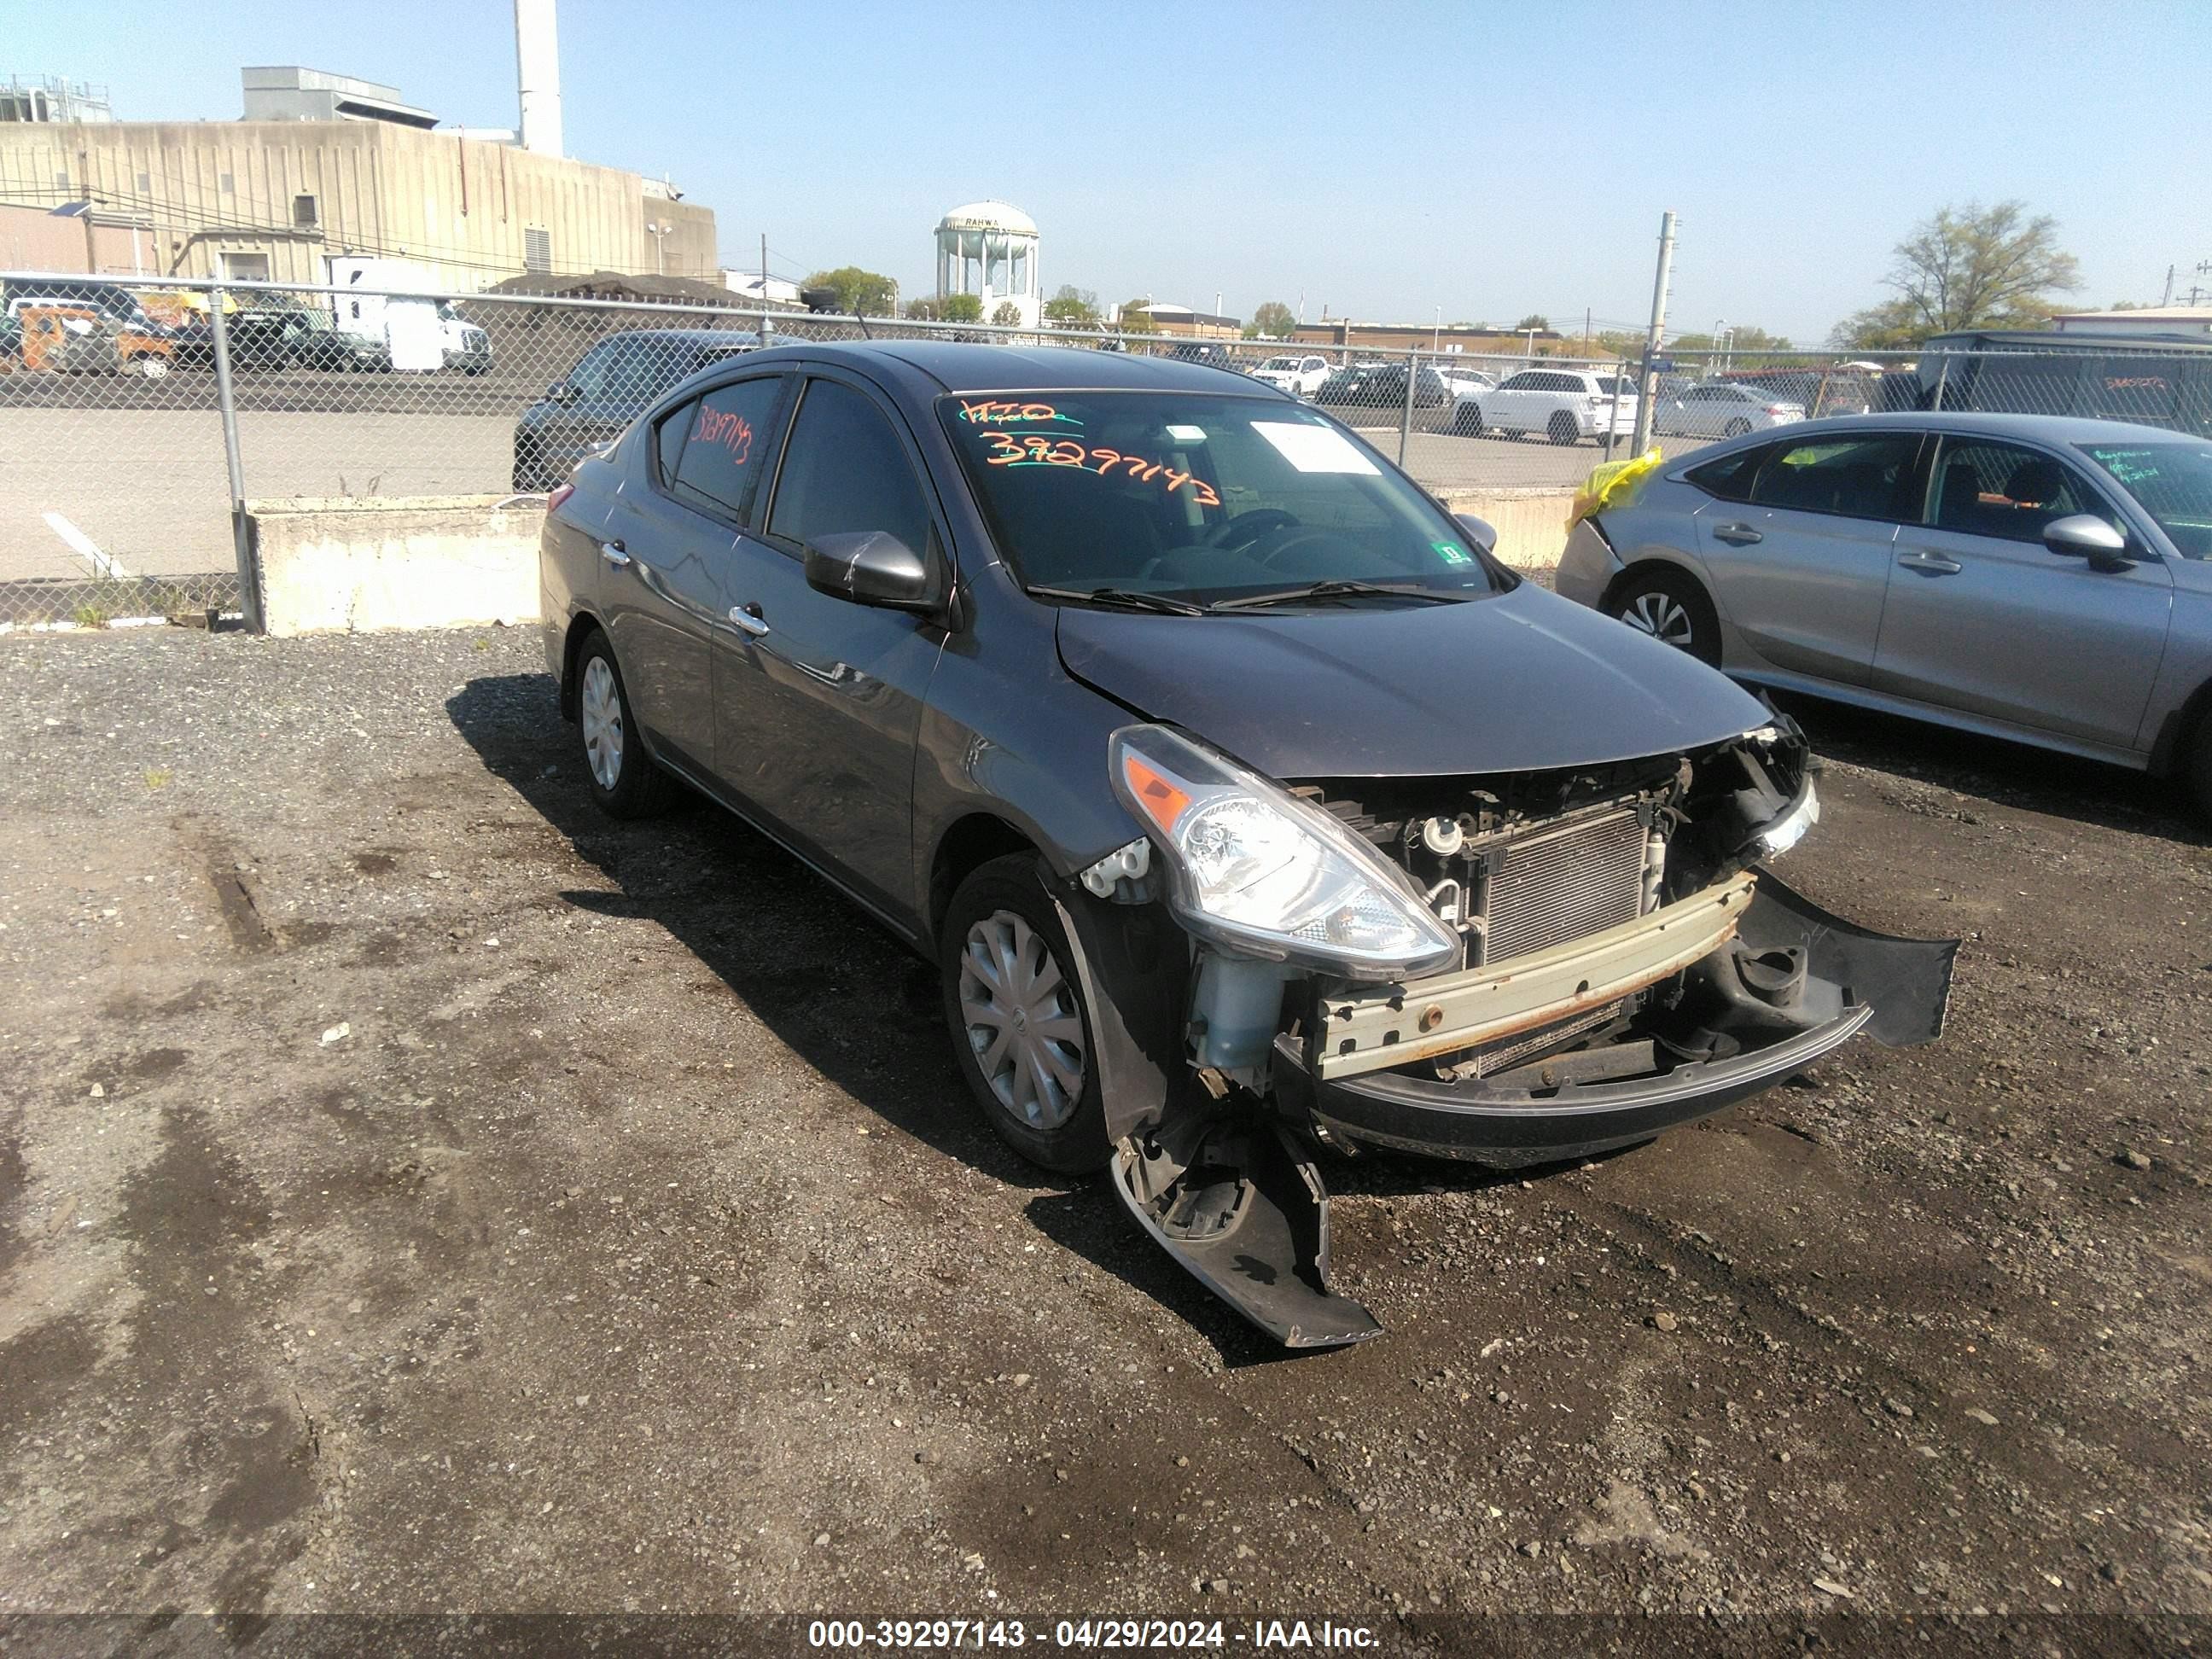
[1478,806,1649,965]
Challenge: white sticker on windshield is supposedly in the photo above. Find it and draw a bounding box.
[1165,424,1208,443]
[1252,422,1380,474]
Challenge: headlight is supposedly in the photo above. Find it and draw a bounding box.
[1109,725,1459,980]
[1755,779,1819,859]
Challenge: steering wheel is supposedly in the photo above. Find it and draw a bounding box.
[1206,508,1301,552]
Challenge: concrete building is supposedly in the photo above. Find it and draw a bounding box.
[1119,300,1241,339]
[0,11,714,294]
[934,201,1039,328]
[0,75,114,125]
[2050,306,2212,340]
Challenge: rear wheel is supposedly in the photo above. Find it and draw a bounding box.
[1452,402,1483,437]
[133,353,169,379]
[1724,416,1753,437]
[575,631,683,818]
[1547,411,1580,445]
[940,855,1109,1173]
[1605,568,1723,667]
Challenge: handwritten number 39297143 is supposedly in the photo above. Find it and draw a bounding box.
[980,433,1221,508]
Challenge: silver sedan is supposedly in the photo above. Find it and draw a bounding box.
[1554,412,2212,814]
[1655,381,1805,439]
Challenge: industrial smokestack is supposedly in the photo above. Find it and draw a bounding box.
[515,0,563,157]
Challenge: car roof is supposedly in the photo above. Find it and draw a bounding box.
[725,338,1294,397]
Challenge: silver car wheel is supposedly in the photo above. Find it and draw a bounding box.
[1623,591,1695,649]
[580,655,624,791]
[958,909,1086,1130]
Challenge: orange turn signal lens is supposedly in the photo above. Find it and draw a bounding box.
[1120,752,1191,833]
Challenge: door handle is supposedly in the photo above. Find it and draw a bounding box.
[727,602,770,637]
[1712,522,1762,545]
[1897,550,1963,576]
[599,540,630,569]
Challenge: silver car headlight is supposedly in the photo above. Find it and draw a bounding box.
[1755,779,1820,860]
[1109,725,1459,980]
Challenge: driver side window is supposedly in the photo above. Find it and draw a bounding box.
[1926,438,2104,544]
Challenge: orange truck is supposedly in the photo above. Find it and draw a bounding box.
[15,305,174,376]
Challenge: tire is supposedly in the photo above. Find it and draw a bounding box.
[1547,411,1580,445]
[940,854,1110,1173]
[574,631,683,818]
[1724,416,1752,437]
[1452,402,1483,437]
[133,353,170,379]
[1604,567,1723,667]
[2187,715,2212,823]
[513,440,544,493]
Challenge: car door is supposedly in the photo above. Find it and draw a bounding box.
[1485,370,1541,432]
[598,374,792,777]
[1693,430,1927,685]
[1871,434,2174,748]
[715,371,952,921]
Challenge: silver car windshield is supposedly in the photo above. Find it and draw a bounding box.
[2077,439,2212,559]
[941,393,1506,602]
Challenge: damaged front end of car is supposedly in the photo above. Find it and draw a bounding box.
[1087,719,1956,1348]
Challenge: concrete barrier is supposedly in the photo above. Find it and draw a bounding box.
[1434,487,1578,571]
[250,496,543,637]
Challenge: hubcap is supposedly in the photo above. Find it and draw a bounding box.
[1622,591,1695,649]
[958,909,1087,1130]
[580,655,623,790]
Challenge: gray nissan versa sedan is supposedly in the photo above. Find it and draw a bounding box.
[539,341,1955,1346]
[1556,413,2212,816]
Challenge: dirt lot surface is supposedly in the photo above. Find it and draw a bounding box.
[2,627,2208,1644]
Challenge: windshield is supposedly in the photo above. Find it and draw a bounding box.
[2078,439,2212,558]
[940,391,1508,604]
[1260,357,1296,371]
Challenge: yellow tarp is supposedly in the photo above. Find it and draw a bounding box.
[1568,446,1663,527]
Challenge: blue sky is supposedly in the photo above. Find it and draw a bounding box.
[18,0,2209,341]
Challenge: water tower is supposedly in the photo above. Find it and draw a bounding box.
[934,201,1039,327]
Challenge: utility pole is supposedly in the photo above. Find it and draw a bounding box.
[1631,210,1676,454]
[2163,264,2175,306]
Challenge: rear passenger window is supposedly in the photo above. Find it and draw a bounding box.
[1684,445,1772,502]
[667,376,785,522]
[1749,434,1922,521]
[767,379,934,556]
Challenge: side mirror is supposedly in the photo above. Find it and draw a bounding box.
[547,381,579,405]
[804,530,938,613]
[1453,512,1499,555]
[2042,513,2134,571]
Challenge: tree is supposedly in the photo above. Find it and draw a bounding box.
[802,266,899,316]
[1042,285,1100,328]
[1671,323,1792,352]
[991,300,1023,327]
[1831,200,2080,348]
[1513,313,1551,333]
[903,296,941,321]
[940,292,984,323]
[1116,299,1161,335]
[1250,300,1295,338]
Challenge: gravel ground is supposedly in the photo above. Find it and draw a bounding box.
[0,626,2208,1647]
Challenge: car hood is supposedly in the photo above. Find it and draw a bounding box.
[1054,581,1773,778]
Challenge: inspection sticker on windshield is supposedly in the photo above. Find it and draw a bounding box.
[1432,541,1472,565]
[1252,422,1379,474]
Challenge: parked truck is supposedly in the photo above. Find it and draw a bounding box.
[311,257,488,373]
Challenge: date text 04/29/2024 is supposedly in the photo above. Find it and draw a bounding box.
[805,1618,1382,1650]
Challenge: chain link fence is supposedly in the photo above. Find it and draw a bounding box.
[4,270,2209,628]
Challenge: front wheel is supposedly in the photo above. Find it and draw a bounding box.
[2186,715,2212,823]
[1724,416,1752,437]
[1548,411,1580,445]
[1605,568,1723,667]
[1452,403,1483,436]
[134,353,170,379]
[940,855,1109,1173]
[575,632,682,818]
